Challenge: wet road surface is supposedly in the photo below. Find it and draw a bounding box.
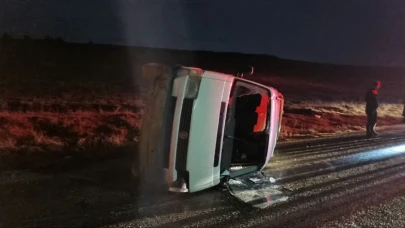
[2,127,405,228]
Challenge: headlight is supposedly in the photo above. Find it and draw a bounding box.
[175,66,204,99]
[185,76,202,99]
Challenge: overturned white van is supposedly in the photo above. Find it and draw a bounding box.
[136,64,284,193]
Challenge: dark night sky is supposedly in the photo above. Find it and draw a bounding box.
[0,0,404,67]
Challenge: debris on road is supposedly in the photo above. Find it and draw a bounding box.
[226,172,291,209]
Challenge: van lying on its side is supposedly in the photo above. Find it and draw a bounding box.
[136,64,284,193]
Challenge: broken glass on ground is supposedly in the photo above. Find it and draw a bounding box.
[225,171,292,209]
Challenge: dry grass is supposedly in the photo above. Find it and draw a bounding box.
[279,111,402,140]
[0,111,142,150]
[245,74,405,140]
[0,74,403,164]
[288,101,403,117]
[0,109,142,169]
[1,37,405,168]
[0,94,401,154]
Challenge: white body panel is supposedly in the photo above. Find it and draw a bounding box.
[187,77,225,192]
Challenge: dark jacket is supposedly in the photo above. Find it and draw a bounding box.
[365,88,379,113]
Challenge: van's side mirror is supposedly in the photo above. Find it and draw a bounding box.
[236,65,254,78]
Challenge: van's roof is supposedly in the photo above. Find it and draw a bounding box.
[178,65,277,89]
[203,70,234,81]
[177,66,281,98]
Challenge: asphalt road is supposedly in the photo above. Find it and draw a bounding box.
[2,127,405,228]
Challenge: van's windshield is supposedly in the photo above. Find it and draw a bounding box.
[221,80,271,173]
[229,81,270,133]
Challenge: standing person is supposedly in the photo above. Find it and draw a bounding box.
[365,80,381,137]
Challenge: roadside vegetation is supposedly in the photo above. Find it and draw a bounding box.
[0,36,404,168]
